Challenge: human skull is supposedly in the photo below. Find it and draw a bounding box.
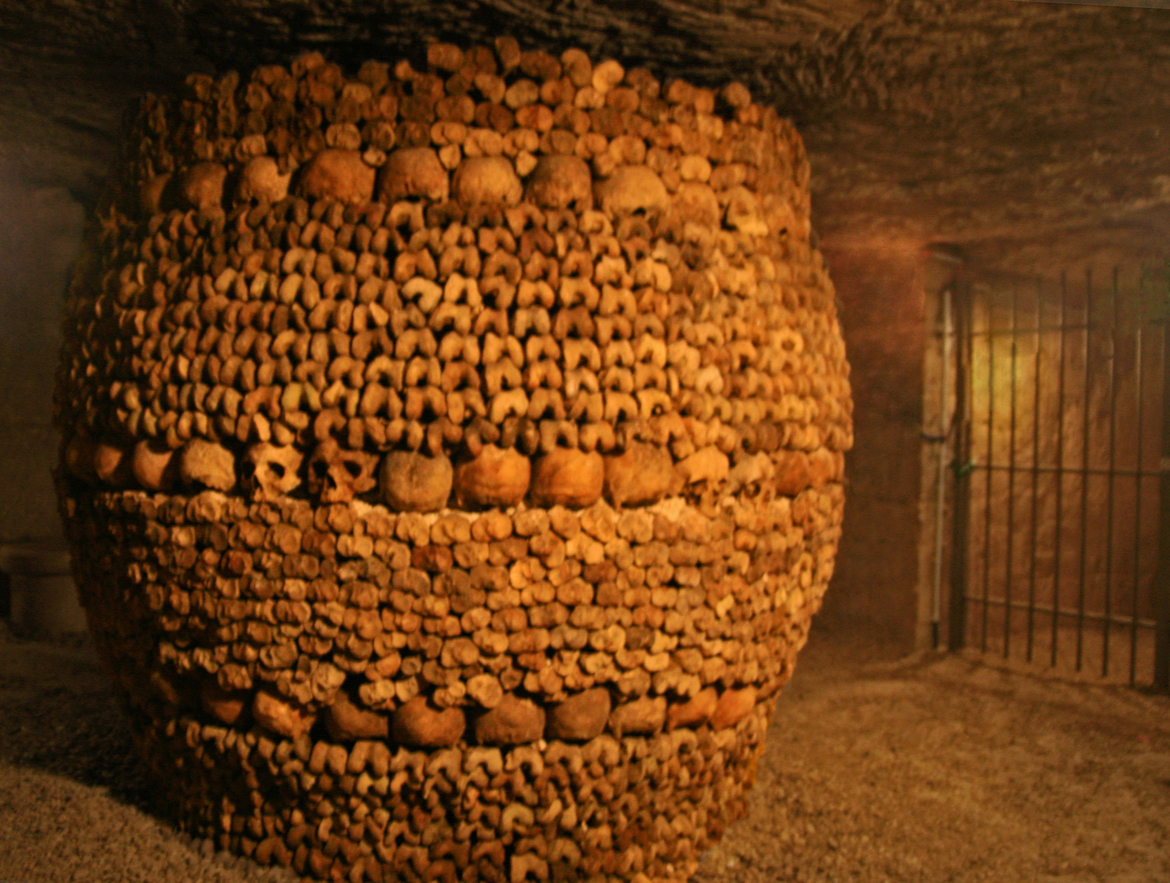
[525,155,592,210]
[131,439,178,491]
[452,156,522,206]
[242,443,303,500]
[296,148,375,204]
[723,185,768,236]
[307,439,379,503]
[379,450,453,512]
[377,146,449,203]
[179,161,227,212]
[236,155,290,203]
[594,165,670,216]
[178,439,237,492]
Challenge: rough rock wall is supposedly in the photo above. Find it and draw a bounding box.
[6,0,1170,244]
[819,242,924,649]
[0,170,84,546]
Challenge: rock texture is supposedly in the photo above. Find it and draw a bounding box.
[3,0,1170,246]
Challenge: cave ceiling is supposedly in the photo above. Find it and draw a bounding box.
[2,0,1169,251]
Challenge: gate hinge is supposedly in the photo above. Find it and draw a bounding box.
[952,459,976,478]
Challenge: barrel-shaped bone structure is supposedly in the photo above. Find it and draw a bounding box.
[55,39,851,883]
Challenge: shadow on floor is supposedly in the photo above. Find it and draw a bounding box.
[0,625,154,809]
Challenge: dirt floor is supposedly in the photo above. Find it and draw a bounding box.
[0,620,1167,883]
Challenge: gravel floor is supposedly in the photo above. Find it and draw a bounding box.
[1,620,1167,883]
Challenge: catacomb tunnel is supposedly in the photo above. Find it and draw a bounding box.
[1,2,1169,882]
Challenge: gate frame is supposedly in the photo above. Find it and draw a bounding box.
[947,264,972,654]
[943,260,1170,690]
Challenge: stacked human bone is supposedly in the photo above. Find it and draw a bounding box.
[55,38,851,883]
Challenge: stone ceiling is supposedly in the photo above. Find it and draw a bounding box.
[2,0,1170,251]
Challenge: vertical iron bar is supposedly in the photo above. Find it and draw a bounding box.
[1130,277,1145,686]
[1004,283,1019,658]
[982,285,996,653]
[932,285,953,649]
[1052,272,1067,667]
[1027,280,1042,662]
[950,272,972,651]
[1077,271,1093,673]
[1155,280,1170,691]
[1102,269,1119,678]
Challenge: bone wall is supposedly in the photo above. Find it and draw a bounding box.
[50,40,851,882]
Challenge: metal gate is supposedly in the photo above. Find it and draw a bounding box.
[948,264,1170,689]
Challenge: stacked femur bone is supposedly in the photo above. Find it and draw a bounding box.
[55,38,851,883]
